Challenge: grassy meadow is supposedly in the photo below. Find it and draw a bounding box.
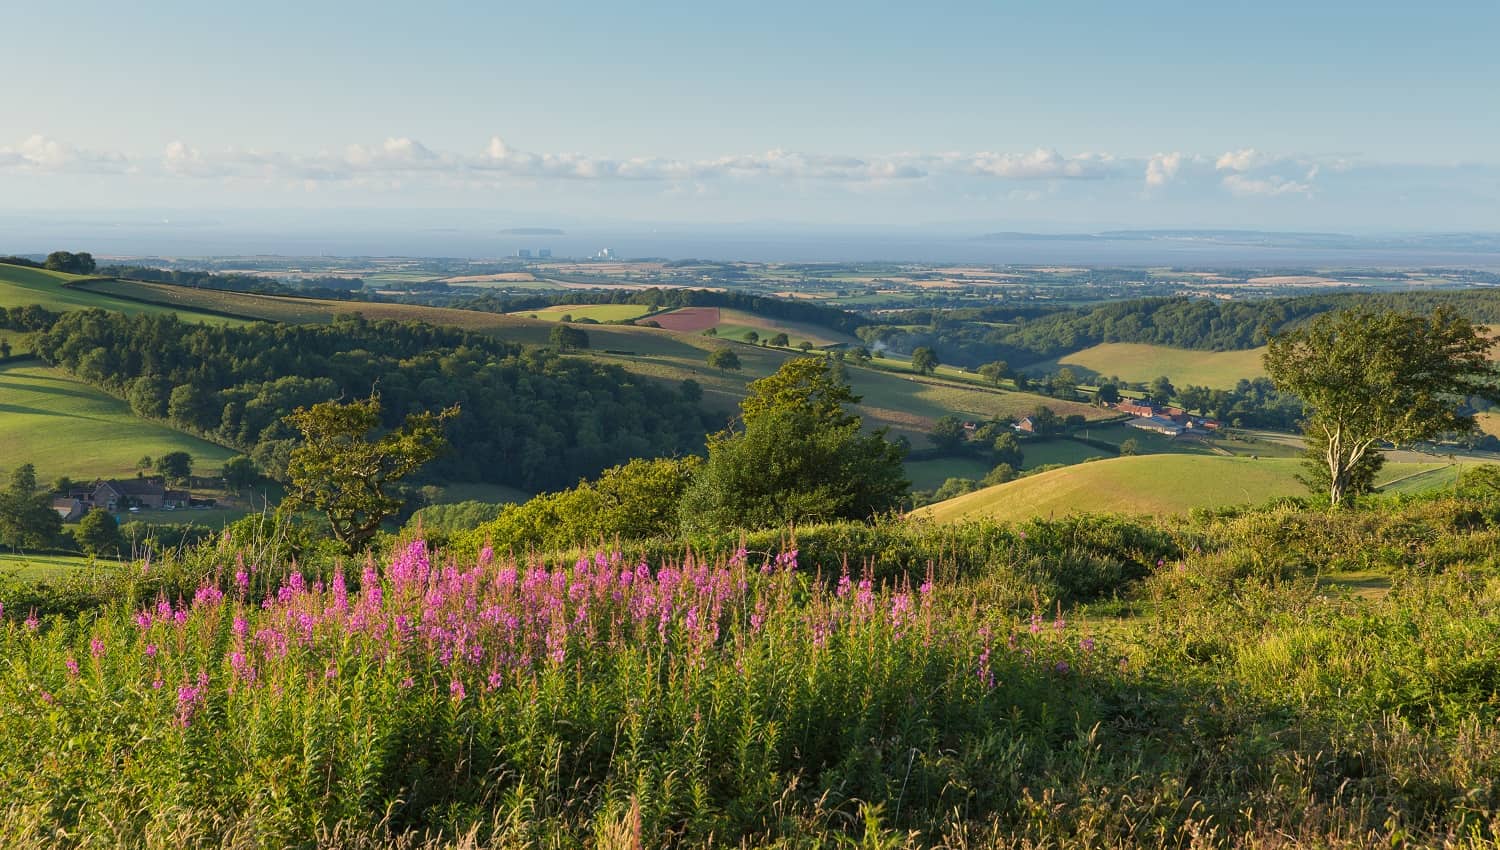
[0,362,236,481]
[1031,342,1268,388]
[914,454,1475,523]
[510,303,654,322]
[0,264,240,324]
[3,487,1500,846]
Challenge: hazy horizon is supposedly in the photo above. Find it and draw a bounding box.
[4,0,1498,236]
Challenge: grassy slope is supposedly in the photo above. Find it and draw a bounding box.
[1030,342,1267,388]
[914,454,1467,523]
[510,304,653,322]
[0,264,240,324]
[0,361,236,481]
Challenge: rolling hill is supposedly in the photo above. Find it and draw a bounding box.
[1029,342,1268,388]
[67,277,1113,442]
[0,361,236,481]
[913,454,1479,524]
[0,263,242,324]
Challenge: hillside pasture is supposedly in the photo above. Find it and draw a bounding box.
[914,454,1471,524]
[510,304,653,323]
[1030,342,1268,388]
[0,362,236,481]
[0,264,240,324]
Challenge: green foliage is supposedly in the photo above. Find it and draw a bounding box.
[932,476,979,501]
[43,250,96,275]
[927,414,967,451]
[978,359,1009,386]
[1266,308,1499,506]
[74,509,124,557]
[1093,381,1120,404]
[706,347,741,371]
[0,464,61,551]
[280,397,458,552]
[548,322,589,351]
[1118,437,1141,456]
[981,462,1017,486]
[153,451,193,483]
[680,358,908,533]
[911,346,938,375]
[460,456,702,553]
[220,455,259,493]
[769,331,789,347]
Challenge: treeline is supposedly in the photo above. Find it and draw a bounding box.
[453,287,867,335]
[34,311,715,491]
[100,266,367,296]
[860,291,1500,368]
[0,305,61,332]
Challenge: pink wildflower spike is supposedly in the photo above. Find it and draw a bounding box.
[40,691,54,704]
[145,643,158,659]
[89,637,106,658]
[449,679,466,701]
[65,657,79,678]
[24,612,39,631]
[1080,636,1096,654]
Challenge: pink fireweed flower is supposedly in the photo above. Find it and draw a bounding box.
[89,637,106,659]
[478,545,495,567]
[24,612,39,632]
[234,569,250,594]
[193,585,224,609]
[1028,612,1042,635]
[135,611,152,630]
[449,679,466,701]
[232,616,248,639]
[175,680,205,726]
[40,691,54,705]
[889,592,913,633]
[1080,636,1096,654]
[145,643,158,659]
[152,675,164,690]
[1054,660,1070,675]
[487,669,504,691]
[400,676,414,689]
[835,570,852,598]
[65,657,79,678]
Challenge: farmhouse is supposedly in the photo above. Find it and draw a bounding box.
[1014,416,1037,433]
[1115,399,1159,418]
[51,496,87,522]
[87,478,190,512]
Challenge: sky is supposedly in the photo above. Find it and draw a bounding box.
[2,0,1498,243]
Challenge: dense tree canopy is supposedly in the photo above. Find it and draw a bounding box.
[34,311,714,491]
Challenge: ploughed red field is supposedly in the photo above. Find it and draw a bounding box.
[649,306,720,332]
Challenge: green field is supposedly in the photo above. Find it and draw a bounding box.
[511,304,653,323]
[903,456,996,490]
[1032,342,1268,388]
[0,264,241,324]
[0,362,237,481]
[0,551,115,582]
[914,454,1472,523]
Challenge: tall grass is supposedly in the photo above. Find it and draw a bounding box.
[1,493,1498,847]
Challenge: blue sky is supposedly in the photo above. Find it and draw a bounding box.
[2,0,1497,232]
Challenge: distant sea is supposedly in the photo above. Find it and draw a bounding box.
[4,212,1500,267]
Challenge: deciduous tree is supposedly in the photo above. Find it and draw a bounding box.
[279,397,459,551]
[1265,308,1497,506]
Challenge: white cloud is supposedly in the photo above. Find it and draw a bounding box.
[0,134,129,174]
[1145,152,1184,187]
[1216,148,1266,172]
